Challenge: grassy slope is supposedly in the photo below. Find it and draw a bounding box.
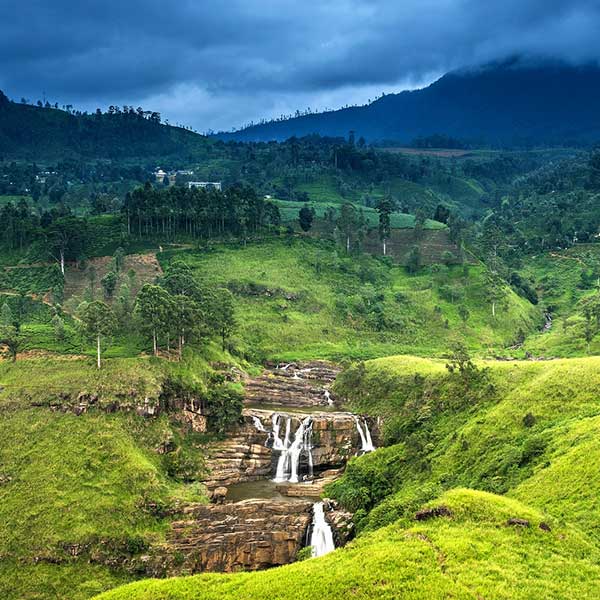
[96,489,600,600]
[329,356,600,543]
[0,409,176,600]
[96,354,600,600]
[160,238,539,361]
[521,244,600,356]
[0,349,241,600]
[273,198,444,229]
[294,173,484,217]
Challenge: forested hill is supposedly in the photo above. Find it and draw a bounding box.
[0,91,209,160]
[221,59,600,146]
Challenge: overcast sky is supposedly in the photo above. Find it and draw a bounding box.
[2,0,600,132]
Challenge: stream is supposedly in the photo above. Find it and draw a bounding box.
[179,361,378,571]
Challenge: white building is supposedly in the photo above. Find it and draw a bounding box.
[188,181,222,191]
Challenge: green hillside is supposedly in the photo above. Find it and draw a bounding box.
[97,354,600,600]
[0,90,210,160]
[329,355,600,542]
[96,489,600,600]
[0,348,247,600]
[160,238,539,361]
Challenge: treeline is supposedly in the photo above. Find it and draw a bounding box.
[0,90,208,159]
[0,260,236,367]
[123,183,280,240]
[0,184,282,260]
[78,260,236,367]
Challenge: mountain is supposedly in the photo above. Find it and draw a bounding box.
[221,59,600,146]
[0,90,209,160]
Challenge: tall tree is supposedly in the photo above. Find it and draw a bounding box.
[170,294,201,360]
[336,202,358,253]
[78,301,116,369]
[298,204,315,232]
[47,217,87,275]
[376,197,393,255]
[134,284,172,356]
[212,288,236,351]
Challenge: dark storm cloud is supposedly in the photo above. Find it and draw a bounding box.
[1,0,600,131]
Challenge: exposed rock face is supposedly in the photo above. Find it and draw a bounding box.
[275,469,343,498]
[324,499,355,546]
[202,426,273,492]
[142,361,367,577]
[202,409,373,493]
[144,500,313,576]
[244,362,340,409]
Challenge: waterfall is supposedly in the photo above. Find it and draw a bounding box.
[273,416,313,483]
[252,416,266,432]
[323,389,333,406]
[272,414,284,450]
[310,502,335,557]
[355,416,375,452]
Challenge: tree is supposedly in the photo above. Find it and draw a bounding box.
[1,303,14,327]
[406,246,421,274]
[433,204,450,224]
[336,202,358,253]
[442,250,456,266]
[0,323,20,362]
[47,217,87,275]
[101,271,118,299]
[170,294,201,359]
[134,284,172,356]
[458,305,470,324]
[484,270,504,318]
[78,301,116,368]
[51,314,66,340]
[414,208,427,240]
[113,247,125,273]
[212,288,236,351]
[114,283,133,329]
[376,197,393,255]
[298,204,315,232]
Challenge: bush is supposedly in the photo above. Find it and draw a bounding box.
[206,384,244,434]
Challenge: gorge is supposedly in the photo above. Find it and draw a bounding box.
[149,361,377,575]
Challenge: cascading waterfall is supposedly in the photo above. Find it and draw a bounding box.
[252,416,266,432]
[310,502,335,557]
[354,416,375,452]
[323,389,333,406]
[271,413,284,450]
[274,416,313,483]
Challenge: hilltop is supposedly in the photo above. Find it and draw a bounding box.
[222,59,600,145]
[0,90,210,160]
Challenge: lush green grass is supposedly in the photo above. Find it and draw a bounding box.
[0,406,209,600]
[0,356,164,408]
[96,488,600,600]
[273,198,444,229]
[329,355,600,543]
[521,244,600,356]
[0,346,249,600]
[160,238,539,361]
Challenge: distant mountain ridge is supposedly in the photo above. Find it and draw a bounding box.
[220,59,600,146]
[0,90,209,160]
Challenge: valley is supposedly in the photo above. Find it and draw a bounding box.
[3,44,600,599]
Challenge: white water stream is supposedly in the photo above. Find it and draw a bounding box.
[274,416,313,483]
[355,416,375,452]
[310,502,336,557]
[252,416,267,432]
